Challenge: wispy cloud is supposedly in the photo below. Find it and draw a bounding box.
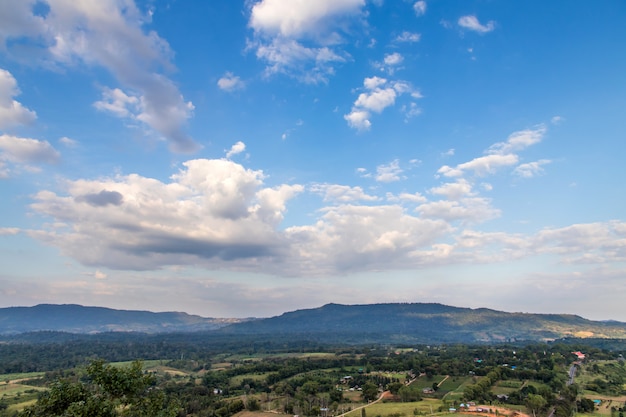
[413,1,427,17]
[395,31,421,43]
[247,0,365,83]
[1,1,198,153]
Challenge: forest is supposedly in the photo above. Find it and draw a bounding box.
[1,335,625,417]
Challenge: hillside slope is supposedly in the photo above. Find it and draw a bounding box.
[218,303,626,343]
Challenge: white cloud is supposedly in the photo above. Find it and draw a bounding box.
[533,221,626,264]
[438,154,519,178]
[395,31,421,43]
[1,0,198,153]
[94,87,140,119]
[355,88,397,113]
[551,116,564,125]
[310,184,379,203]
[429,179,474,200]
[285,204,452,273]
[0,134,60,166]
[363,76,387,90]
[413,1,427,17]
[376,159,404,183]
[0,227,20,236]
[249,0,365,38]
[248,0,365,83]
[417,197,500,224]
[401,102,422,121]
[226,141,246,159]
[94,270,108,280]
[345,76,421,130]
[0,69,37,129]
[437,126,546,178]
[59,136,78,148]
[488,125,546,155]
[386,192,427,204]
[344,109,371,131]
[375,53,404,75]
[218,72,245,92]
[514,159,551,178]
[253,37,346,83]
[458,15,495,34]
[384,52,404,66]
[30,158,304,270]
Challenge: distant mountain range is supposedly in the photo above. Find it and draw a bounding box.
[0,304,246,334]
[2,303,626,343]
[217,303,626,343]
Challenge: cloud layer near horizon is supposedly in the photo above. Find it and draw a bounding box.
[25,126,626,278]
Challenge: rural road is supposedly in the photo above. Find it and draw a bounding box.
[567,364,577,386]
[336,390,390,417]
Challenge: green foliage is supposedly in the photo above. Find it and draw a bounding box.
[362,382,379,402]
[526,393,548,417]
[397,385,422,402]
[19,360,179,417]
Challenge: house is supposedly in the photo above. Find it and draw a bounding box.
[572,351,586,360]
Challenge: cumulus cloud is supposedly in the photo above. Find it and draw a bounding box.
[0,134,60,171]
[218,72,245,92]
[23,147,626,278]
[285,204,452,273]
[458,15,495,33]
[417,197,500,224]
[310,183,379,203]
[0,69,37,129]
[344,109,371,131]
[0,0,198,153]
[533,221,626,264]
[384,52,403,66]
[386,192,427,204]
[77,190,124,207]
[226,141,246,159]
[345,76,421,130]
[429,179,474,200]
[247,0,365,82]
[30,158,305,270]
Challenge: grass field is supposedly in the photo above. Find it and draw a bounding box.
[344,398,444,417]
[0,372,45,383]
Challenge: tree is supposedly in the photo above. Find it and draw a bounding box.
[526,393,548,417]
[20,360,179,417]
[361,382,378,402]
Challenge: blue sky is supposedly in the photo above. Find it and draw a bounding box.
[1,0,625,321]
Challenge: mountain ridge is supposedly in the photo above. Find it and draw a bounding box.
[2,302,625,343]
[0,303,247,334]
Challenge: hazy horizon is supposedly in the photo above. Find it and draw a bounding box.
[1,1,625,321]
